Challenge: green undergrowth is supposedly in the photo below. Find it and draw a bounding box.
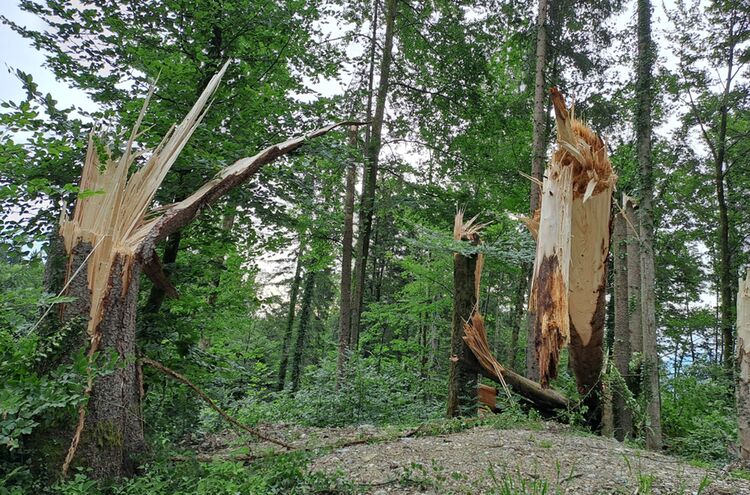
[2,452,359,495]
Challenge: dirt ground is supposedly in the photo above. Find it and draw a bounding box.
[197,422,750,494]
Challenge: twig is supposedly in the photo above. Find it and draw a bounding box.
[169,453,260,462]
[140,357,293,450]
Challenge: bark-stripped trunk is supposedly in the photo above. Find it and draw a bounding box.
[291,270,316,393]
[277,244,305,391]
[447,213,481,417]
[523,85,615,430]
[612,210,633,439]
[636,0,663,451]
[527,0,550,378]
[337,127,358,378]
[528,136,573,388]
[529,88,615,396]
[350,0,397,350]
[737,268,750,461]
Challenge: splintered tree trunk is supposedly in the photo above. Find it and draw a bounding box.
[36,62,360,479]
[528,137,573,388]
[737,269,750,462]
[529,89,615,434]
[612,211,633,439]
[46,244,145,479]
[447,215,481,417]
[568,185,612,430]
[278,244,305,391]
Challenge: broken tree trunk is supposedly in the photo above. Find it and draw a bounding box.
[447,212,483,417]
[529,88,616,403]
[525,87,615,430]
[737,269,750,462]
[47,62,361,479]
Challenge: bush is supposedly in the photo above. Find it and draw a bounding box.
[661,362,736,463]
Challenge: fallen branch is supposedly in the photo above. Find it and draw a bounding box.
[462,358,569,414]
[140,357,293,450]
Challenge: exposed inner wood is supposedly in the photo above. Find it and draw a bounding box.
[530,87,616,392]
[738,269,750,461]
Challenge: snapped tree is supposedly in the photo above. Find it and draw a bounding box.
[528,87,616,427]
[45,64,359,479]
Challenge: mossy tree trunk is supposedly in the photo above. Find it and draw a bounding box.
[291,270,316,393]
[635,0,663,451]
[737,269,750,462]
[447,233,480,418]
[278,243,305,391]
[612,210,633,440]
[37,243,145,480]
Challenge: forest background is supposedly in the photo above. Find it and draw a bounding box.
[0,0,748,492]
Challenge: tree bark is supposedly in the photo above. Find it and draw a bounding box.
[530,0,549,214]
[715,16,736,372]
[291,270,316,392]
[447,226,480,418]
[144,232,181,313]
[42,243,145,480]
[508,275,527,370]
[337,127,358,378]
[625,198,643,364]
[350,0,397,350]
[612,211,633,440]
[635,0,663,451]
[277,244,305,391]
[737,268,750,462]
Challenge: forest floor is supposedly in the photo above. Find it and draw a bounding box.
[194,420,750,494]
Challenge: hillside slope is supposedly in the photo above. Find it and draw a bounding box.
[308,423,750,494]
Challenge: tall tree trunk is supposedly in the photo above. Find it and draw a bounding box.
[736,268,750,462]
[144,232,181,313]
[350,0,397,350]
[530,0,549,213]
[278,244,305,391]
[508,274,526,370]
[625,199,643,365]
[716,17,735,372]
[291,270,316,392]
[635,0,663,451]
[447,217,480,418]
[612,211,633,440]
[337,127,358,377]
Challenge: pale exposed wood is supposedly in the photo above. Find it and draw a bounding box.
[529,87,616,392]
[737,268,750,461]
[528,123,574,388]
